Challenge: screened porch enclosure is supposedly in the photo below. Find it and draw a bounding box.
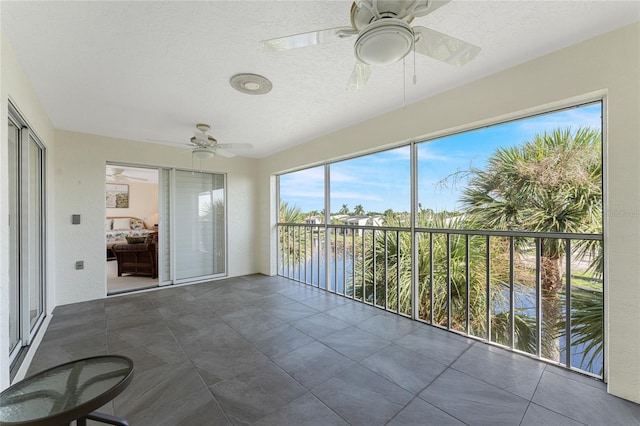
[277,223,603,378]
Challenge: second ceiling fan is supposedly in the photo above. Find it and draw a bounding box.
[261,0,481,90]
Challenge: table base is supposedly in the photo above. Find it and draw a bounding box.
[76,411,129,426]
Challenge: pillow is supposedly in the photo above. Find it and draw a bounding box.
[112,218,131,230]
[126,236,146,244]
[130,219,144,230]
[105,218,113,231]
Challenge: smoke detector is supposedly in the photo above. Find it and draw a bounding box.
[230,73,272,95]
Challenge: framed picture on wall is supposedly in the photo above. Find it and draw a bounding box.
[106,183,129,208]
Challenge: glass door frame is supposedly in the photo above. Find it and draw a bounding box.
[8,102,47,367]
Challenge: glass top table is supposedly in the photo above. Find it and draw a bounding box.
[0,355,134,426]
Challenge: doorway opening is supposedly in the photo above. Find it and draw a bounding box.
[106,164,160,294]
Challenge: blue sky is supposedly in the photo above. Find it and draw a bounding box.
[280,103,602,214]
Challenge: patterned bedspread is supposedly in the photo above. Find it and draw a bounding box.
[106,229,154,247]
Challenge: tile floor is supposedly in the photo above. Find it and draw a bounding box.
[28,274,640,425]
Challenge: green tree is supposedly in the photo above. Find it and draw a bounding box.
[354,204,365,215]
[279,201,305,223]
[460,127,603,372]
[460,127,602,292]
[339,204,350,215]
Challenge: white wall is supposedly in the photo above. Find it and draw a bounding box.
[258,23,640,403]
[54,130,259,305]
[0,32,56,389]
[106,181,159,225]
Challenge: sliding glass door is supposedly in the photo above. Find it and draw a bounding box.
[8,104,46,367]
[173,170,226,282]
[8,119,21,360]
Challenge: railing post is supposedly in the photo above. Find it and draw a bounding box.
[465,235,470,335]
[509,236,515,349]
[565,238,572,369]
[486,235,491,342]
[446,233,451,329]
[536,238,542,357]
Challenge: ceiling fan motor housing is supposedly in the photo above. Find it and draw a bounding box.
[354,18,415,65]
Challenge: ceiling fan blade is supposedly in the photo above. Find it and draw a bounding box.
[413,26,481,67]
[346,61,372,91]
[123,175,148,181]
[260,26,357,52]
[411,0,452,17]
[214,149,235,158]
[217,143,253,150]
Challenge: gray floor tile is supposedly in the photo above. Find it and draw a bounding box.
[52,299,105,317]
[387,398,466,426]
[312,364,412,426]
[362,343,447,393]
[25,275,634,426]
[532,370,640,425]
[209,361,307,424]
[451,342,546,399]
[324,302,382,325]
[176,399,231,426]
[520,403,585,426]
[298,292,350,311]
[419,369,529,425]
[253,392,349,426]
[291,312,351,339]
[253,323,316,357]
[163,309,223,338]
[274,341,356,389]
[395,326,473,365]
[106,309,164,331]
[188,339,271,386]
[319,326,390,362]
[220,306,288,341]
[356,311,420,341]
[261,300,319,322]
[277,285,325,301]
[107,323,188,371]
[114,360,213,425]
[544,363,607,391]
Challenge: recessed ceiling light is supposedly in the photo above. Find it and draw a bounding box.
[230,73,272,95]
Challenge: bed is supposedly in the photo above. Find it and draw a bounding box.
[106,216,156,253]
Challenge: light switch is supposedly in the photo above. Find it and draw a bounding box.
[72,214,81,224]
[75,261,84,270]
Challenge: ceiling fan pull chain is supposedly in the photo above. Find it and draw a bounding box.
[403,57,407,108]
[413,41,417,85]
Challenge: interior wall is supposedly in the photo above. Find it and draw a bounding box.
[106,180,159,226]
[1,31,56,389]
[54,130,259,305]
[258,23,640,403]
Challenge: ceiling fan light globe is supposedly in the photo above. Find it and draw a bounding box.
[192,148,215,160]
[354,19,414,66]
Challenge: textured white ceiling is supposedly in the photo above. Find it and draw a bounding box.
[2,1,639,158]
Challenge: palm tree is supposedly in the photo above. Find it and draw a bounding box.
[338,204,350,215]
[353,204,365,215]
[352,213,543,353]
[460,127,602,293]
[278,201,307,275]
[460,127,603,369]
[279,201,305,223]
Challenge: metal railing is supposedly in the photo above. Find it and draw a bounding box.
[278,222,604,378]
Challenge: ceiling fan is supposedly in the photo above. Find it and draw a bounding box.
[106,167,147,182]
[260,0,481,90]
[188,123,253,159]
